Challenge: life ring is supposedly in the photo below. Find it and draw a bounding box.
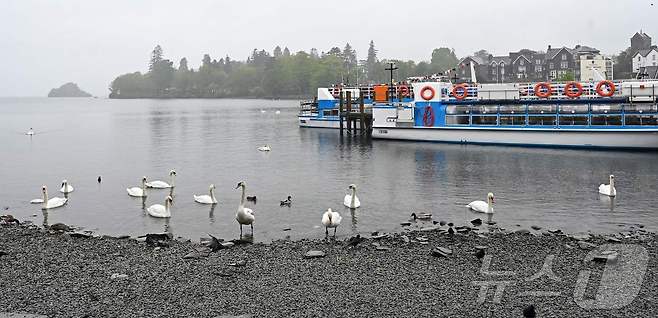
[332,87,341,98]
[451,84,469,100]
[596,80,616,97]
[534,82,552,98]
[422,106,434,127]
[398,85,410,97]
[564,81,583,98]
[420,86,435,101]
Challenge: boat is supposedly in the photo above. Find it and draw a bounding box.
[307,79,658,149]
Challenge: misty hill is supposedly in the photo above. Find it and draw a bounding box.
[48,82,92,97]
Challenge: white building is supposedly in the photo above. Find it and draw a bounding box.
[579,54,613,81]
[632,48,658,73]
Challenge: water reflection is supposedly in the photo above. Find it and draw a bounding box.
[208,204,216,224]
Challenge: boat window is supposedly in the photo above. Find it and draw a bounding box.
[591,104,622,114]
[528,105,557,114]
[559,116,589,126]
[445,115,470,125]
[470,105,498,114]
[445,105,470,115]
[528,115,557,126]
[499,105,526,114]
[625,114,658,126]
[591,115,622,126]
[559,105,589,114]
[472,116,498,125]
[323,109,339,116]
[499,115,526,126]
[624,103,658,113]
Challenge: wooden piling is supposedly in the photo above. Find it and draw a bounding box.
[339,93,344,136]
[346,91,352,135]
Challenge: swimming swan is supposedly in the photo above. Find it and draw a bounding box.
[235,181,255,236]
[147,196,173,218]
[599,174,617,197]
[127,177,148,197]
[194,184,218,204]
[59,180,74,194]
[32,186,67,210]
[343,184,361,208]
[467,193,495,214]
[321,208,342,236]
[146,170,176,189]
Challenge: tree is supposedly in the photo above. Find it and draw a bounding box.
[149,45,163,72]
[430,48,459,74]
[366,40,379,81]
[473,49,491,61]
[273,46,282,58]
[310,48,319,59]
[343,43,357,67]
[557,70,575,81]
[283,47,291,57]
[178,57,188,72]
[614,48,633,79]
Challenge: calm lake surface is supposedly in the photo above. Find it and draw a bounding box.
[1,97,657,241]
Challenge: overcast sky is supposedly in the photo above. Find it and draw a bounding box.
[1,0,656,97]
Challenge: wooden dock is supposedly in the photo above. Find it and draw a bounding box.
[339,91,372,136]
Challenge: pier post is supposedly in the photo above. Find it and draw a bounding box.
[339,93,344,136]
[359,92,365,132]
[346,91,352,135]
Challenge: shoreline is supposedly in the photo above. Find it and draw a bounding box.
[0,222,656,318]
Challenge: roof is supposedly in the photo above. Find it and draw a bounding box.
[633,48,658,57]
[573,45,600,54]
[546,47,574,60]
[632,32,652,40]
[490,56,511,65]
[459,56,486,65]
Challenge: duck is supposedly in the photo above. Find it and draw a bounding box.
[147,196,173,218]
[127,177,148,197]
[257,145,271,152]
[467,192,495,214]
[26,128,34,136]
[235,181,255,236]
[246,195,257,202]
[59,180,74,194]
[31,186,68,210]
[598,174,616,197]
[410,212,432,220]
[146,170,176,189]
[97,176,102,183]
[343,184,361,208]
[280,195,292,206]
[321,208,342,237]
[194,184,218,204]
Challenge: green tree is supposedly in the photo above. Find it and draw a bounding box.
[430,47,459,74]
[178,57,188,72]
[149,45,163,72]
[366,40,379,81]
[557,70,575,81]
[273,46,282,58]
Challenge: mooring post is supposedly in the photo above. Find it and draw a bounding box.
[359,92,365,132]
[346,91,352,135]
[339,93,344,136]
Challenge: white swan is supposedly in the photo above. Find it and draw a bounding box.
[467,192,495,214]
[59,180,74,194]
[599,174,617,197]
[343,184,361,208]
[32,186,68,210]
[146,170,176,188]
[321,208,342,236]
[127,176,148,197]
[194,184,218,204]
[26,128,34,136]
[257,145,271,152]
[147,196,173,218]
[235,181,255,236]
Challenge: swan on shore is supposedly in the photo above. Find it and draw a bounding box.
[59,180,74,194]
[257,145,271,152]
[343,184,361,208]
[32,186,67,210]
[235,181,255,236]
[127,177,148,197]
[467,193,495,214]
[146,170,176,189]
[599,175,617,197]
[194,184,218,204]
[147,196,173,218]
[321,208,342,236]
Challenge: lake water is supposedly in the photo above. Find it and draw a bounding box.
[1,97,657,241]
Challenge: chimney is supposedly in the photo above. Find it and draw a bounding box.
[548,45,552,50]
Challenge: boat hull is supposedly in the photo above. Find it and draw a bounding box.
[298,116,340,129]
[372,126,658,149]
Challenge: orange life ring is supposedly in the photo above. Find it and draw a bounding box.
[452,84,469,100]
[564,81,583,98]
[423,106,435,127]
[420,86,435,101]
[596,80,615,97]
[534,82,552,98]
[398,85,410,97]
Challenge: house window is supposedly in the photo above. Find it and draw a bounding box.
[549,63,554,69]
[518,66,526,73]
[520,60,525,66]
[535,59,542,65]
[561,61,568,69]
[500,63,505,75]
[492,67,497,74]
[535,66,542,72]
[562,54,567,61]
[653,55,656,61]
[639,56,642,61]
[550,70,557,78]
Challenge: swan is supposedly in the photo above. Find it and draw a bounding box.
[257,145,271,152]
[59,180,74,194]
[599,175,617,197]
[32,186,68,210]
[343,184,361,208]
[467,193,495,214]
[410,212,432,220]
[194,184,218,204]
[321,208,342,236]
[280,195,292,206]
[146,170,176,188]
[275,110,281,114]
[127,176,148,197]
[147,196,173,218]
[235,181,255,236]
[26,128,34,136]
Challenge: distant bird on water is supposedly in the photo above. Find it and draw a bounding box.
[97,176,102,183]
[257,145,271,152]
[26,128,34,136]
[598,174,616,197]
[280,195,292,206]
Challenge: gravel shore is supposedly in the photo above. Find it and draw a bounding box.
[0,222,656,318]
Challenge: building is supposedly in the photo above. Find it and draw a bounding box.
[579,54,614,82]
[632,48,658,73]
[631,31,652,55]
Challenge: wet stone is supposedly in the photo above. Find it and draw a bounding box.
[400,222,412,227]
[50,223,72,232]
[516,229,531,235]
[376,246,390,251]
[572,233,591,241]
[470,218,483,226]
[606,236,622,243]
[400,235,410,243]
[0,250,7,257]
[304,250,326,258]
[110,273,128,280]
[593,251,619,263]
[228,260,247,267]
[578,241,597,250]
[372,234,389,240]
[548,229,562,234]
[431,247,453,258]
[531,225,542,231]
